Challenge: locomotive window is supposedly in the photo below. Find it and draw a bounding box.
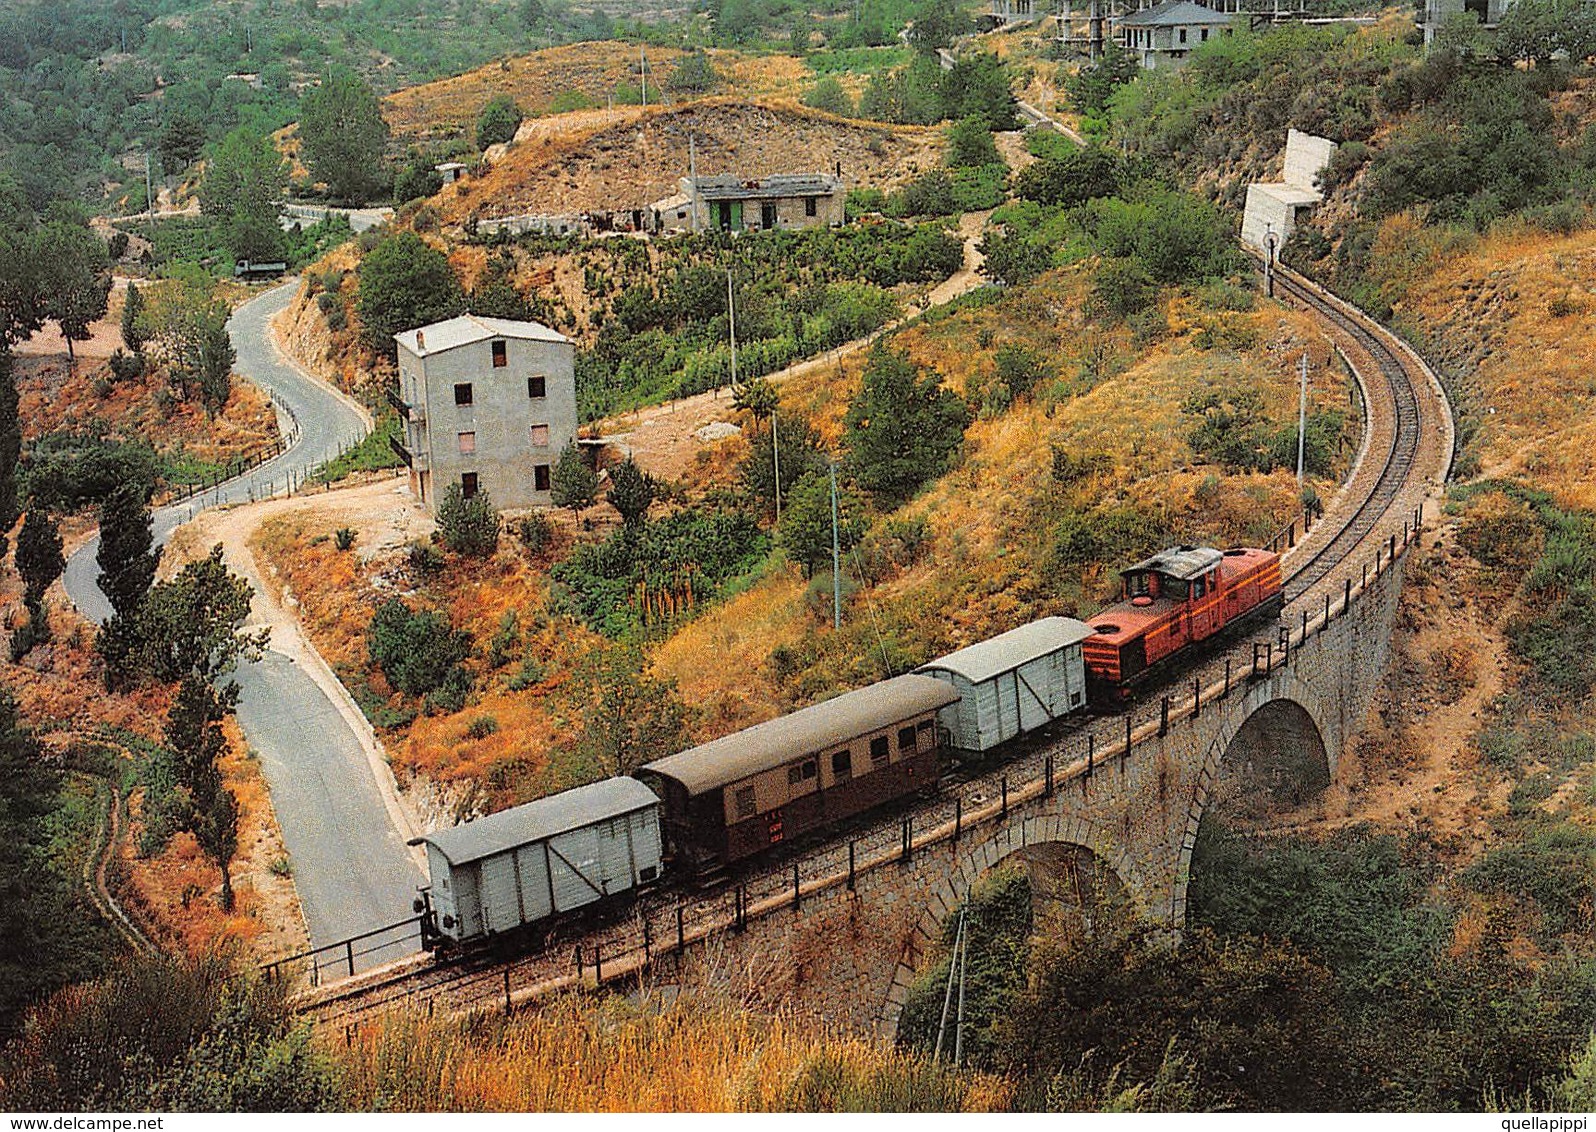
[734,785,757,819]
[1163,577,1189,601]
[831,750,852,778]
[1127,573,1151,598]
[898,725,917,752]
[870,735,890,766]
[1193,575,1206,599]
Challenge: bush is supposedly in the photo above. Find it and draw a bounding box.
[464,714,499,740]
[475,94,523,150]
[436,483,498,558]
[106,349,144,382]
[366,598,472,699]
[334,528,355,551]
[407,539,445,578]
[803,76,855,117]
[517,512,552,555]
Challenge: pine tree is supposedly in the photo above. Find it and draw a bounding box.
[550,442,597,519]
[0,353,20,552]
[97,482,159,620]
[121,280,146,354]
[164,675,241,910]
[843,344,970,505]
[607,457,657,529]
[12,507,63,659]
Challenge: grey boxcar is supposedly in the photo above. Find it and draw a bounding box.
[410,776,663,945]
[916,617,1093,754]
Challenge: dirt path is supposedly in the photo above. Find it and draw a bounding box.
[602,210,992,480]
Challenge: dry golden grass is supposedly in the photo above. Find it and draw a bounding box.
[331,990,1012,1112]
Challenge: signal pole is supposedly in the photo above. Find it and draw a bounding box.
[772,408,781,524]
[830,461,841,630]
[1296,352,1309,488]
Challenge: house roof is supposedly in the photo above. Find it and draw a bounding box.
[917,617,1095,685]
[409,777,659,867]
[1119,1,1232,26]
[1122,546,1225,581]
[638,675,959,795]
[394,313,570,357]
[687,173,843,202]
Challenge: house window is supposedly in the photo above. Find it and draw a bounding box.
[804,197,817,218]
[787,759,818,786]
[870,735,890,767]
[898,725,917,753]
[831,750,851,779]
[534,464,551,491]
[1201,27,1209,40]
[491,339,507,368]
[528,375,546,399]
[454,382,473,407]
[761,202,777,229]
[529,424,550,447]
[734,785,757,820]
[1179,27,1187,43]
[461,472,479,498]
[457,431,476,455]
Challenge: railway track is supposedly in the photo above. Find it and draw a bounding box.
[293,261,1452,1031]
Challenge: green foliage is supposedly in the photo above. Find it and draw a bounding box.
[0,952,339,1110]
[139,545,269,684]
[475,94,524,150]
[843,344,970,505]
[356,231,466,357]
[607,457,658,528]
[665,49,721,94]
[139,267,236,412]
[741,411,830,517]
[896,867,1033,1067]
[15,508,63,610]
[20,431,160,511]
[159,676,241,908]
[858,50,1015,128]
[36,213,111,362]
[803,76,856,117]
[1013,146,1123,208]
[436,483,499,558]
[1182,389,1343,477]
[1065,42,1140,116]
[393,152,444,205]
[95,481,160,628]
[550,442,598,516]
[121,282,147,355]
[334,527,356,552]
[298,68,390,204]
[992,342,1052,402]
[468,252,535,321]
[945,116,1000,169]
[366,598,472,701]
[199,128,288,263]
[1496,0,1596,66]
[551,507,768,637]
[777,470,866,577]
[312,414,405,484]
[517,512,552,556]
[978,224,1052,287]
[1081,190,1239,284]
[562,644,689,777]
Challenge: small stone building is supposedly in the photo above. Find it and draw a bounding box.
[1116,1,1234,69]
[1241,128,1339,255]
[651,173,846,235]
[392,314,577,515]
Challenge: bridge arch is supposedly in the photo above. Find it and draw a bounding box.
[880,813,1151,1037]
[1168,670,1336,924]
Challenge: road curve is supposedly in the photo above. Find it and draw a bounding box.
[61,281,423,973]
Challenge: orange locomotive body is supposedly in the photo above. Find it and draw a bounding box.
[1083,545,1283,701]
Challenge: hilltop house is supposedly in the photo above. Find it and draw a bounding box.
[392,314,577,515]
[650,173,846,235]
[1117,1,1234,69]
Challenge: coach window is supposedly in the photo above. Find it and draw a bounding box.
[734,785,757,819]
[491,339,508,368]
[898,725,917,753]
[787,759,818,786]
[831,750,851,779]
[870,735,890,767]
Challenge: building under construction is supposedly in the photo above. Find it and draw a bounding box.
[1049,0,1366,63]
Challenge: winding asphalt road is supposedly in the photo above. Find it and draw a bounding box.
[62,283,425,974]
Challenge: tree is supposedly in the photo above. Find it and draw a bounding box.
[96,482,159,619]
[843,345,970,504]
[0,354,19,554]
[740,410,828,515]
[158,111,207,174]
[803,77,854,118]
[15,507,62,609]
[298,69,391,204]
[199,129,287,263]
[566,644,689,776]
[607,457,657,529]
[436,482,499,557]
[942,52,1018,130]
[550,441,597,518]
[139,545,269,683]
[666,50,720,94]
[121,281,147,354]
[356,231,466,357]
[908,0,971,56]
[1013,146,1124,207]
[366,598,471,698]
[393,152,443,205]
[978,224,1051,286]
[140,267,238,412]
[37,213,111,368]
[163,675,241,909]
[776,469,866,576]
[468,252,532,320]
[732,376,778,421]
[475,94,523,150]
[946,116,1000,169]
[1066,41,1139,116]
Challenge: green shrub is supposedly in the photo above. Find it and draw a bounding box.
[366,599,471,699]
[437,483,499,558]
[334,527,355,551]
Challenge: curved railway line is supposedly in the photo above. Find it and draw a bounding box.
[288,261,1453,1031]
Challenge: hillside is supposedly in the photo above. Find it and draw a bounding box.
[434,97,942,220]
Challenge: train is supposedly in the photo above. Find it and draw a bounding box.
[411,542,1283,952]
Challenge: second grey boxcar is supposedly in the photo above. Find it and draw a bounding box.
[916,617,1093,755]
[411,776,663,946]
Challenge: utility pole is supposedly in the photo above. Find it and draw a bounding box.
[688,133,700,233]
[144,152,154,218]
[771,407,782,524]
[953,914,969,1067]
[640,44,648,108]
[934,905,967,1062]
[1264,223,1277,299]
[726,266,738,391]
[1296,352,1309,488]
[830,461,841,630]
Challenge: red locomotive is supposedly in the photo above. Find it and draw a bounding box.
[1083,545,1282,702]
